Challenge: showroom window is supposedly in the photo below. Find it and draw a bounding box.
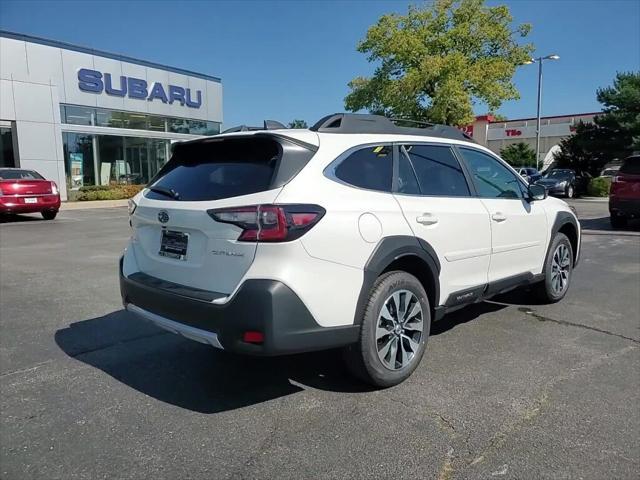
[0,126,17,168]
[63,132,169,187]
[60,105,220,136]
[63,132,96,189]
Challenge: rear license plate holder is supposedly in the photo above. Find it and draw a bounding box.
[24,197,38,204]
[159,230,189,260]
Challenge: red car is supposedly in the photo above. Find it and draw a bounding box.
[0,168,61,220]
[610,155,640,228]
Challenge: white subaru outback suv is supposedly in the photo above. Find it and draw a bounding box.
[120,113,580,387]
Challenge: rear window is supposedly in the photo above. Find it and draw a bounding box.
[620,156,640,175]
[146,137,281,201]
[0,169,44,180]
[334,145,392,192]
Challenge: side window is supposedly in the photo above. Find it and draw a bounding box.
[459,148,524,199]
[403,144,471,197]
[397,152,420,194]
[334,145,392,192]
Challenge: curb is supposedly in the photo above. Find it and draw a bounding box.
[61,200,128,210]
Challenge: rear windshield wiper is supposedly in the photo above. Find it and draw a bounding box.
[148,185,180,200]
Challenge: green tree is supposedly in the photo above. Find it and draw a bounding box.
[500,142,536,167]
[596,71,640,150]
[344,0,533,126]
[554,72,639,176]
[491,113,508,122]
[288,119,308,129]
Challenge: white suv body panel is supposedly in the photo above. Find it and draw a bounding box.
[128,187,283,294]
[480,197,548,281]
[121,124,580,354]
[393,193,491,299]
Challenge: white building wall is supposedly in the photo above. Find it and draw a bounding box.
[0,39,68,199]
[0,33,223,201]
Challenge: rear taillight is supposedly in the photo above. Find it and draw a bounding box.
[51,182,59,195]
[208,204,325,242]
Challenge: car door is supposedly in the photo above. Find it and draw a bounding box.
[392,143,492,304]
[457,147,548,283]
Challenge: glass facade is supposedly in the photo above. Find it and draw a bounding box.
[0,126,16,168]
[63,132,169,188]
[63,132,95,189]
[60,104,217,189]
[60,105,220,136]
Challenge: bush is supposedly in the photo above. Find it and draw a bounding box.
[78,185,112,192]
[587,177,611,197]
[74,184,145,201]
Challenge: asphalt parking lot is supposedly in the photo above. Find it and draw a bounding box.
[1,201,639,479]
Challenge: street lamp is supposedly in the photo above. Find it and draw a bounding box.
[524,54,560,171]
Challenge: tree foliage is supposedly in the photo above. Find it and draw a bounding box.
[597,71,640,150]
[345,0,533,126]
[288,119,308,129]
[554,72,639,176]
[500,142,536,167]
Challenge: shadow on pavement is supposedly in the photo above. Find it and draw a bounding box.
[0,213,46,223]
[431,301,506,335]
[55,300,509,413]
[55,310,373,414]
[580,216,640,232]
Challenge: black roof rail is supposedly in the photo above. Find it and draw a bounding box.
[221,120,286,134]
[309,113,474,142]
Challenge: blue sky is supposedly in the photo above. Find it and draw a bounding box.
[1,0,638,127]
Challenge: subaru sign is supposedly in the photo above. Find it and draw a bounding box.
[77,68,202,109]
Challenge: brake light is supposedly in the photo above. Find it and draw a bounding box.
[51,182,59,195]
[208,204,325,242]
[242,331,264,344]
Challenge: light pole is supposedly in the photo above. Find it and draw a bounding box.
[524,54,560,171]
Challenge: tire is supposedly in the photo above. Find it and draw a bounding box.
[565,184,574,198]
[610,215,627,229]
[41,210,57,220]
[343,271,431,388]
[533,232,574,303]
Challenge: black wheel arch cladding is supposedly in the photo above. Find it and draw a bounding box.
[548,211,580,267]
[353,236,440,325]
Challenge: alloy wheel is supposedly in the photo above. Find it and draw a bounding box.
[551,243,571,295]
[566,185,574,198]
[375,290,424,370]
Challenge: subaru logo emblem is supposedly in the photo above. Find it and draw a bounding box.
[158,210,169,224]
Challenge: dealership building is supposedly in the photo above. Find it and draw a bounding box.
[465,112,599,170]
[0,31,223,200]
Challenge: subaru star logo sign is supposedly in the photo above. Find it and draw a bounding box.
[158,210,169,224]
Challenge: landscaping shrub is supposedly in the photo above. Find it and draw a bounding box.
[74,184,145,201]
[587,176,611,197]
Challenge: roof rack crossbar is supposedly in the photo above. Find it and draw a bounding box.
[309,113,474,142]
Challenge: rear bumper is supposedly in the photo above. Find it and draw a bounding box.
[609,197,640,217]
[119,257,360,355]
[0,194,60,214]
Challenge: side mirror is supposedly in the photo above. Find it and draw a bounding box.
[528,183,547,201]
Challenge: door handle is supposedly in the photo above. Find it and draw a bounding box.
[492,212,507,222]
[416,213,439,225]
